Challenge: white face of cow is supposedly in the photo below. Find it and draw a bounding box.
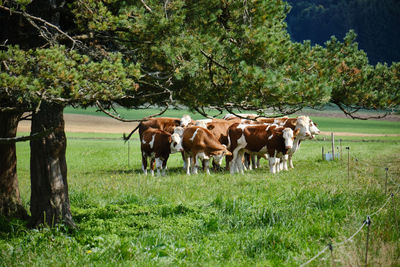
[170,133,183,153]
[173,126,184,137]
[180,115,192,127]
[309,121,320,136]
[295,116,312,140]
[282,128,294,149]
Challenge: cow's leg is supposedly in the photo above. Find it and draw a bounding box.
[256,155,262,169]
[238,150,246,174]
[288,153,294,169]
[161,158,168,176]
[268,157,277,174]
[204,159,211,175]
[282,154,289,171]
[197,152,210,175]
[150,158,155,176]
[155,157,163,176]
[184,152,191,175]
[251,154,256,169]
[225,154,233,171]
[230,146,242,174]
[244,153,251,170]
[181,151,187,170]
[191,155,198,175]
[142,152,148,175]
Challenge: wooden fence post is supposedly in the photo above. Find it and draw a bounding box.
[331,132,335,160]
[364,216,371,267]
[385,167,389,195]
[346,147,350,182]
[128,140,130,168]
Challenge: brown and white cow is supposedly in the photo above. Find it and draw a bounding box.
[248,116,317,170]
[124,115,193,141]
[141,128,183,176]
[195,118,241,169]
[182,126,232,175]
[228,123,299,174]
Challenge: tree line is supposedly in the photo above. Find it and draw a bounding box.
[286,0,400,65]
[0,0,399,228]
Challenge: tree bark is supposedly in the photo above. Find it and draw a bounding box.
[0,111,29,219]
[29,102,75,228]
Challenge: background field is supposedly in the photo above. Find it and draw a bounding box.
[63,106,400,135]
[1,110,400,266]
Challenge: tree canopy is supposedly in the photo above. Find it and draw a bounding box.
[0,0,399,226]
[1,0,399,117]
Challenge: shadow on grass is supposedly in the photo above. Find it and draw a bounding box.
[0,216,29,238]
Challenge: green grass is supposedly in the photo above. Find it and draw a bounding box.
[312,116,400,135]
[1,131,400,266]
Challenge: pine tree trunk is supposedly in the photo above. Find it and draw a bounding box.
[0,111,29,219]
[29,102,75,228]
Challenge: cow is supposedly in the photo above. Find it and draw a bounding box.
[227,123,299,174]
[123,115,193,142]
[195,118,241,170]
[140,128,183,176]
[182,126,232,175]
[246,116,316,170]
[123,115,192,171]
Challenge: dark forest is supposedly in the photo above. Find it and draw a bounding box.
[286,0,400,65]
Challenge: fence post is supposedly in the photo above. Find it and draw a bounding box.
[392,193,397,229]
[329,243,335,267]
[364,216,371,267]
[331,133,335,160]
[346,147,350,182]
[128,140,130,168]
[339,139,342,161]
[322,146,325,160]
[385,167,389,195]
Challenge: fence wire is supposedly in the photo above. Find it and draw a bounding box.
[300,167,400,266]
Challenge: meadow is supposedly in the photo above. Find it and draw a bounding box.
[1,113,400,266]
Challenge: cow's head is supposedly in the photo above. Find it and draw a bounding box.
[309,120,320,137]
[295,116,312,140]
[282,128,295,149]
[173,126,184,137]
[170,133,184,153]
[211,145,232,166]
[180,115,192,127]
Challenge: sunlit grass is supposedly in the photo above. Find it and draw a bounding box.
[1,133,399,266]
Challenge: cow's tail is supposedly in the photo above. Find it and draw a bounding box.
[226,134,231,150]
[123,123,140,142]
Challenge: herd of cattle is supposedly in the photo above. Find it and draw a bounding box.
[123,114,321,176]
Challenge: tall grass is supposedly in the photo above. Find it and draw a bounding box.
[1,132,399,266]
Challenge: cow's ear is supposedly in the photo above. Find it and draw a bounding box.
[207,125,215,130]
[294,128,300,136]
[174,120,181,126]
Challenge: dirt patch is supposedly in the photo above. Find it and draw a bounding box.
[18,114,138,134]
[17,113,400,137]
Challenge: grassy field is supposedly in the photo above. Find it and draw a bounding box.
[1,120,400,266]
